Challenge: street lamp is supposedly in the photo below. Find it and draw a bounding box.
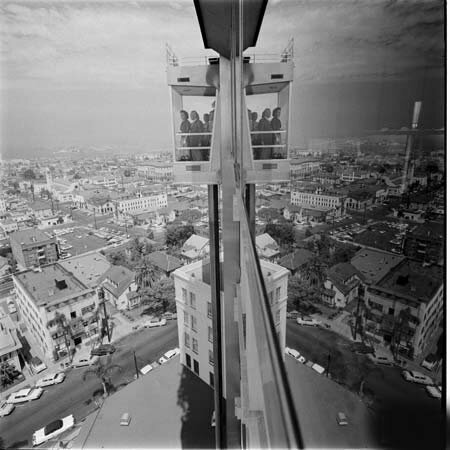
[97,286,111,343]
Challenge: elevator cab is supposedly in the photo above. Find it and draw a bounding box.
[167,42,294,184]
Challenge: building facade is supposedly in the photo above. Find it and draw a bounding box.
[13,264,100,362]
[115,192,168,218]
[291,187,345,211]
[10,229,59,270]
[173,258,289,387]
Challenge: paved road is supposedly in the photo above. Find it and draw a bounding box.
[0,323,178,449]
[286,321,443,449]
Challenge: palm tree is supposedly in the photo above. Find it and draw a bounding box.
[135,258,158,291]
[47,312,72,361]
[83,359,122,398]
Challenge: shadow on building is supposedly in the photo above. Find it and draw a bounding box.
[177,365,215,449]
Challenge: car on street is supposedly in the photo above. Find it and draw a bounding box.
[336,412,349,426]
[0,401,15,417]
[296,317,321,327]
[401,370,433,385]
[32,414,75,446]
[369,354,393,366]
[72,354,99,368]
[35,372,65,388]
[30,357,47,374]
[425,385,441,399]
[421,354,439,371]
[285,347,306,363]
[144,317,167,328]
[7,387,44,404]
[162,312,177,321]
[158,348,180,365]
[91,344,116,356]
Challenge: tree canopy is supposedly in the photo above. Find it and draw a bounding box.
[141,277,176,317]
[166,225,194,248]
[23,168,36,180]
[264,223,295,247]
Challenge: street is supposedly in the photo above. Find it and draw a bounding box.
[0,323,178,449]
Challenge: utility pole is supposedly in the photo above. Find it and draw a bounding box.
[133,351,139,379]
[326,353,331,377]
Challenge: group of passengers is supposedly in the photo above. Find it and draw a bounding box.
[178,102,284,161]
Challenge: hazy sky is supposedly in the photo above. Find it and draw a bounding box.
[0,0,445,157]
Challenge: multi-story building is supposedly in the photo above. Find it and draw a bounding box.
[173,258,289,387]
[13,263,100,361]
[290,158,321,180]
[0,197,6,214]
[0,313,22,370]
[114,192,168,218]
[137,163,173,182]
[291,186,345,211]
[364,259,443,358]
[10,229,59,270]
[403,222,444,265]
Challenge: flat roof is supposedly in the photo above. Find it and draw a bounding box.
[376,259,443,303]
[14,263,90,307]
[76,356,215,449]
[59,252,111,288]
[351,248,404,285]
[10,228,54,246]
[285,356,377,448]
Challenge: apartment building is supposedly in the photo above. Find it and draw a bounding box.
[13,263,99,361]
[364,259,443,358]
[136,163,173,182]
[10,228,59,270]
[0,313,22,370]
[290,158,321,180]
[115,192,168,217]
[173,258,289,387]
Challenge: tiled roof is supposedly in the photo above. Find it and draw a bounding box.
[147,251,183,273]
[278,249,315,271]
[99,265,135,299]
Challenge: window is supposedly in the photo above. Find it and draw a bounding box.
[193,359,199,375]
[209,372,214,387]
[208,326,213,342]
[190,292,196,309]
[388,307,395,315]
[275,287,281,301]
[186,353,191,368]
[275,310,280,324]
[269,291,274,306]
[207,301,212,318]
[182,288,187,303]
[191,315,197,332]
[70,311,77,319]
[209,349,214,366]
[184,311,189,325]
[192,337,199,354]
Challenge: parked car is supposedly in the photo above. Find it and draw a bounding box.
[120,413,131,427]
[72,355,99,368]
[91,344,116,356]
[7,387,44,404]
[421,354,439,371]
[0,401,15,417]
[144,318,167,328]
[401,370,433,385]
[162,312,177,321]
[369,354,393,366]
[32,414,75,446]
[36,372,65,388]
[30,357,47,374]
[425,385,441,399]
[296,317,321,327]
[158,348,180,365]
[285,347,306,363]
[336,412,348,426]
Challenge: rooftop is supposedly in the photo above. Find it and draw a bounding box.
[10,228,54,246]
[74,357,214,449]
[278,249,315,271]
[99,265,135,298]
[147,251,183,273]
[0,314,22,356]
[375,259,443,303]
[351,248,404,285]
[59,252,111,288]
[14,263,90,307]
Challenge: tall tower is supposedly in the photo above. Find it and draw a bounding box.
[167,1,301,448]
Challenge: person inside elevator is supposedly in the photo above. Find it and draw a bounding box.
[179,110,191,160]
[203,113,211,148]
[189,110,205,161]
[271,107,282,158]
[257,108,272,159]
